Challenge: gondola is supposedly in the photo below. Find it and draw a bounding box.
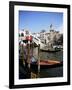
[40,49,61,52]
[31,60,63,69]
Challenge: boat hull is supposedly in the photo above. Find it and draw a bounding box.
[40,49,61,52]
[31,60,63,69]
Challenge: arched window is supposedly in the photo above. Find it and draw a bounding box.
[21,33,24,37]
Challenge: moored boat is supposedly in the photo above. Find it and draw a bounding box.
[31,59,63,69]
[40,48,61,52]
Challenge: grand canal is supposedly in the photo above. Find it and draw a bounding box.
[33,47,63,78]
[19,46,63,79]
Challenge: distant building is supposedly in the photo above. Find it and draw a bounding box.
[19,29,32,41]
[39,25,63,47]
[19,25,63,47]
[32,32,40,38]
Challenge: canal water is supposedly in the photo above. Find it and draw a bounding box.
[19,46,63,79]
[33,47,63,78]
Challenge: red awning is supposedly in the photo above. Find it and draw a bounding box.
[26,36,32,41]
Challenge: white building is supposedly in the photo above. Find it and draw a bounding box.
[19,25,63,48]
[19,29,32,41]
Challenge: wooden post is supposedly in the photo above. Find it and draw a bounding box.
[20,43,25,65]
[22,44,25,65]
[27,41,31,69]
[32,42,34,56]
[38,44,40,77]
[31,72,37,78]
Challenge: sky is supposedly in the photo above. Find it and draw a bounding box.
[19,11,63,33]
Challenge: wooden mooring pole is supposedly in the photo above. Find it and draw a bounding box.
[38,44,40,78]
[20,44,25,65]
[27,41,31,69]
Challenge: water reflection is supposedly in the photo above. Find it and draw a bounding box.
[40,51,63,61]
[34,47,63,78]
